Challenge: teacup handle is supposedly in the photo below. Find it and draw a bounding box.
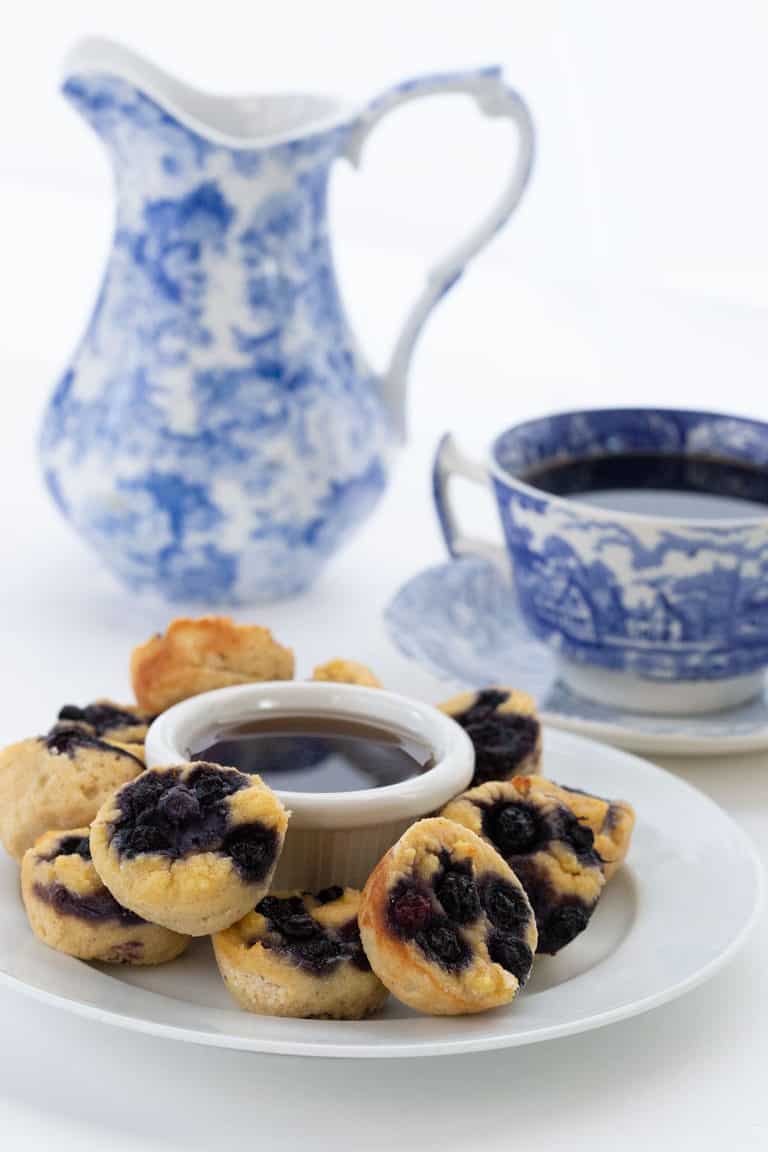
[344,68,534,439]
[433,433,510,573]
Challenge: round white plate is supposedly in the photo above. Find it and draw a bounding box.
[0,730,761,1057]
[386,557,768,756]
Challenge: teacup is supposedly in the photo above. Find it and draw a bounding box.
[434,408,768,714]
[145,681,474,889]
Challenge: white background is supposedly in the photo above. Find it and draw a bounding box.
[0,2,767,1149]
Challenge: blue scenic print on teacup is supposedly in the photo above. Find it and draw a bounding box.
[434,409,768,713]
[384,555,768,752]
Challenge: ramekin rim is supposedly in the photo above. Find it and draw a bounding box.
[144,681,475,828]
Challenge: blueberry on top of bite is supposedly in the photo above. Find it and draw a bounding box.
[387,852,533,980]
[42,726,144,763]
[33,880,144,926]
[434,859,481,925]
[109,764,274,879]
[255,893,369,975]
[40,833,92,863]
[57,702,153,736]
[483,798,598,866]
[451,689,539,786]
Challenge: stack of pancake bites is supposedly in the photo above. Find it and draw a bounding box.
[0,616,634,1018]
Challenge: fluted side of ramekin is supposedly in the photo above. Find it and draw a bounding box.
[272,819,414,890]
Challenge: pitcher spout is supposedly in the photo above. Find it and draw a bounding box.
[61,37,355,154]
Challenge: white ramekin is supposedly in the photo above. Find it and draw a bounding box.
[144,682,474,890]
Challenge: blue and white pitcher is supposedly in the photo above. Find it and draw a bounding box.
[41,39,534,603]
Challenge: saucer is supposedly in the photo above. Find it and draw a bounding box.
[385,557,768,756]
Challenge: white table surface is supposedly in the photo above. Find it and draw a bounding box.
[1,323,767,1150]
[3,4,768,1145]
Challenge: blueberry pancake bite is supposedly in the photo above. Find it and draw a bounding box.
[131,616,294,713]
[21,829,189,964]
[311,659,382,688]
[90,763,288,935]
[0,727,145,860]
[55,700,155,752]
[441,777,606,955]
[214,887,388,1019]
[359,817,537,1015]
[528,778,635,881]
[439,688,541,785]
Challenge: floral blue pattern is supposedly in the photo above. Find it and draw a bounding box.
[42,49,534,604]
[435,409,768,682]
[40,73,391,603]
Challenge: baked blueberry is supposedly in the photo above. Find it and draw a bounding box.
[213,887,387,1019]
[316,885,344,904]
[0,727,146,861]
[389,885,433,935]
[434,861,481,925]
[440,688,542,785]
[90,763,288,935]
[482,877,532,934]
[56,700,155,748]
[487,933,534,983]
[529,778,635,881]
[38,833,92,862]
[21,828,189,964]
[359,817,537,1015]
[441,777,607,955]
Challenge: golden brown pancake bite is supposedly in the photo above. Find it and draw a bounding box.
[359,818,537,1015]
[90,763,288,936]
[131,616,294,713]
[214,886,387,1019]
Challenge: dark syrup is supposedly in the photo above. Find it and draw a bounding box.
[190,715,434,793]
[521,451,768,518]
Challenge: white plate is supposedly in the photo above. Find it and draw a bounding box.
[0,730,761,1058]
[386,557,768,756]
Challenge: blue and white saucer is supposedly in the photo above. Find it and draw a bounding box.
[385,557,768,756]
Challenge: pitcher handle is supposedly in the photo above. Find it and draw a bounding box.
[344,67,534,439]
[433,433,510,573]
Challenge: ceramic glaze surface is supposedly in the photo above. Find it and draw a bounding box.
[435,409,768,684]
[41,42,534,603]
[385,555,768,752]
[42,73,388,603]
